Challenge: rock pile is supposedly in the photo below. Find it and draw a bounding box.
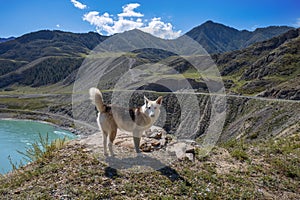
[139,128,169,152]
[114,128,197,161]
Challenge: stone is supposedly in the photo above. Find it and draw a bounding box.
[140,143,152,152]
[166,142,195,161]
[186,145,195,154]
[151,140,160,147]
[160,138,166,146]
[165,135,173,143]
[185,153,194,162]
[149,131,162,139]
[167,142,186,160]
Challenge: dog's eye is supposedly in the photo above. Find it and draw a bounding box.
[148,106,151,109]
[154,107,157,109]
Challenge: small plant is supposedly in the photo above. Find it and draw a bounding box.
[221,139,249,161]
[17,133,67,163]
[8,156,24,172]
[221,139,238,149]
[231,149,249,161]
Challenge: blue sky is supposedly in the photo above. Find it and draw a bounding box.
[1,0,299,38]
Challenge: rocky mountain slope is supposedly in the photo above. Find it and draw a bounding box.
[215,28,300,99]
[186,20,292,54]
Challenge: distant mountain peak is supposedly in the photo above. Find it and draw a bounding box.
[185,21,293,53]
[203,20,214,24]
[200,20,238,30]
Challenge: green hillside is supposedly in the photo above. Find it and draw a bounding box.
[0,30,107,61]
[0,30,107,88]
[215,28,300,99]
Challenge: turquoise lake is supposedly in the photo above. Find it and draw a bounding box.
[0,119,77,174]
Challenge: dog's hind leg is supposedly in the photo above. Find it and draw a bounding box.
[108,129,117,156]
[102,131,108,156]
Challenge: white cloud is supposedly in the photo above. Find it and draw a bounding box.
[83,11,143,35]
[71,0,87,10]
[118,3,144,18]
[109,18,144,35]
[56,24,60,28]
[82,3,181,39]
[140,17,181,39]
[83,11,113,27]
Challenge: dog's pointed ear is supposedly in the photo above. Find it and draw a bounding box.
[156,96,163,105]
[144,95,149,105]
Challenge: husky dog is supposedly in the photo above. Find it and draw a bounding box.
[89,87,163,156]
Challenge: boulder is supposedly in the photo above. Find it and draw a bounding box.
[166,142,195,161]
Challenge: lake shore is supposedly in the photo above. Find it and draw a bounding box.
[0,108,98,137]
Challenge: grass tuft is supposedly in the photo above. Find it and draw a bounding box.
[17,133,67,164]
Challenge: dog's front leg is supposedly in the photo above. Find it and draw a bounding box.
[102,131,108,156]
[133,130,142,153]
[133,137,141,153]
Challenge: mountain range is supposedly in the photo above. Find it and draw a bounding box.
[0,20,298,98]
[186,20,292,54]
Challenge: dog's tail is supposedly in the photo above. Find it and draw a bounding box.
[89,87,106,112]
